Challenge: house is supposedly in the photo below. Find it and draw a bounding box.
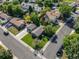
[27,23,37,32]
[0,0,6,3]
[0,12,11,25]
[31,26,44,38]
[75,0,79,5]
[0,0,3,3]
[34,4,42,13]
[21,2,34,12]
[0,0,12,3]
[44,9,60,24]
[10,18,25,30]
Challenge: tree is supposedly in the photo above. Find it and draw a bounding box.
[74,17,79,33]
[13,0,20,5]
[36,0,43,7]
[0,49,13,59]
[25,0,29,3]
[28,6,33,14]
[23,15,31,23]
[44,24,55,37]
[31,12,40,26]
[59,4,72,19]
[13,5,24,17]
[44,0,53,7]
[19,0,24,3]
[64,33,79,59]
[7,4,13,16]
[7,4,24,17]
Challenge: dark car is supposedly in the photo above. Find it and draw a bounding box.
[51,35,58,43]
[56,45,64,57]
[3,29,9,36]
[66,17,75,28]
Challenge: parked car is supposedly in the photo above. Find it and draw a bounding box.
[51,35,58,43]
[3,28,9,36]
[56,45,64,57]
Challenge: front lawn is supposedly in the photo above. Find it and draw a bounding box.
[7,26,20,35]
[22,34,36,48]
[22,34,49,49]
[36,36,48,49]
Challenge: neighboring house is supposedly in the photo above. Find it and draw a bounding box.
[21,2,34,12]
[34,4,42,13]
[44,9,60,24]
[0,12,11,25]
[75,0,79,5]
[10,18,25,30]
[27,23,37,32]
[0,0,6,3]
[0,0,3,3]
[31,26,44,38]
[69,2,76,7]
[0,0,12,3]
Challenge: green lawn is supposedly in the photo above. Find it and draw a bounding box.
[8,26,20,35]
[37,36,48,49]
[22,34,36,48]
[22,34,49,49]
[52,25,59,33]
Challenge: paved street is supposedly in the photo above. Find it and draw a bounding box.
[43,24,73,59]
[0,28,41,59]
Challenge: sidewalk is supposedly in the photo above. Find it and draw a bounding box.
[16,28,28,40]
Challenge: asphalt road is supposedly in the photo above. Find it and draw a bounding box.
[43,24,73,59]
[0,28,41,59]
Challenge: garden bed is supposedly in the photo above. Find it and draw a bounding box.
[7,26,20,35]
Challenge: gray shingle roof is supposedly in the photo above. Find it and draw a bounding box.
[27,23,37,31]
[32,26,44,37]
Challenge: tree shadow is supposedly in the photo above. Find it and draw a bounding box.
[50,34,58,43]
[65,17,75,29]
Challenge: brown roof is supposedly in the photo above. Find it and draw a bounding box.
[0,12,10,20]
[46,9,60,21]
[10,18,25,27]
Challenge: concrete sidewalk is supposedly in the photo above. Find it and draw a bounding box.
[16,28,28,40]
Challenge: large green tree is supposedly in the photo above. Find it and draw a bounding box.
[74,17,79,33]
[44,24,55,37]
[59,4,72,19]
[31,12,40,26]
[0,49,13,59]
[64,33,79,59]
